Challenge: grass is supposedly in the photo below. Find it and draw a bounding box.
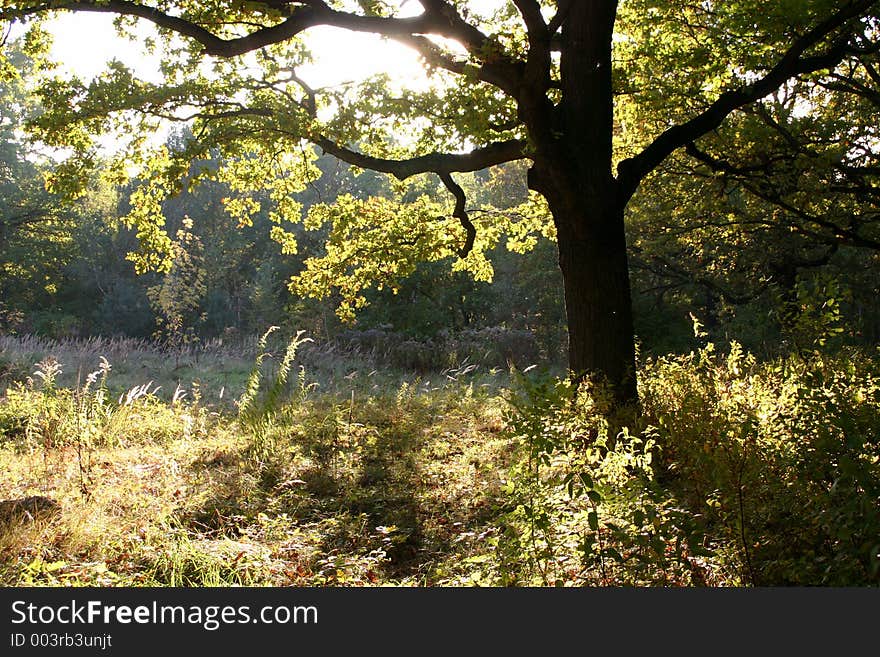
[0,333,517,586]
[1,333,878,586]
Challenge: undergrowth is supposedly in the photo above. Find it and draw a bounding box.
[1,333,877,586]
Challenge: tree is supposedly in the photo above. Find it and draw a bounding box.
[627,52,880,351]
[147,215,207,352]
[0,39,84,330]
[2,0,878,406]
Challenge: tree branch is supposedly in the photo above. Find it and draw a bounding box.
[630,246,764,306]
[616,0,879,203]
[181,92,528,189]
[3,0,241,49]
[315,137,529,180]
[685,142,880,251]
[391,33,517,93]
[546,0,573,37]
[3,0,524,93]
[438,172,475,257]
[276,72,530,179]
[512,0,546,36]
[417,0,499,54]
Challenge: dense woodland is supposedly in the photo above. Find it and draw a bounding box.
[0,1,879,586]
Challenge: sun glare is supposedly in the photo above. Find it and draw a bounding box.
[36,9,437,156]
[46,12,429,89]
[47,13,163,83]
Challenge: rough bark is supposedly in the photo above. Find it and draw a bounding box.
[554,189,637,405]
[523,0,638,405]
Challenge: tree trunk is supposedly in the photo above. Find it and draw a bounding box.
[522,0,638,407]
[530,164,639,407]
[557,200,638,406]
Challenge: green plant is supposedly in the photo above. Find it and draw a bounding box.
[70,356,113,495]
[147,217,208,361]
[492,373,701,586]
[778,273,848,354]
[642,341,880,585]
[237,327,312,461]
[144,525,268,586]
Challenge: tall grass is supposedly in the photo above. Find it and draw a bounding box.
[3,330,876,586]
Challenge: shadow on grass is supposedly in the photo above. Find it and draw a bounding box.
[174,390,512,584]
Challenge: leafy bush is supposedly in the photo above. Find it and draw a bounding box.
[642,343,880,585]
[481,343,880,586]
[485,375,702,586]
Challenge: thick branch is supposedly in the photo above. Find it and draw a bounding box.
[547,0,573,37]
[157,91,528,183]
[417,0,500,55]
[4,0,238,48]
[5,0,523,93]
[281,73,530,179]
[512,0,546,36]
[315,137,528,180]
[7,1,433,55]
[513,0,554,145]
[616,0,879,203]
[407,0,524,94]
[392,33,518,93]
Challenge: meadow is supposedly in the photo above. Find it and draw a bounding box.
[1,331,879,586]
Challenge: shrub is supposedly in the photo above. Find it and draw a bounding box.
[484,342,880,586]
[641,343,880,585]
[487,374,702,586]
